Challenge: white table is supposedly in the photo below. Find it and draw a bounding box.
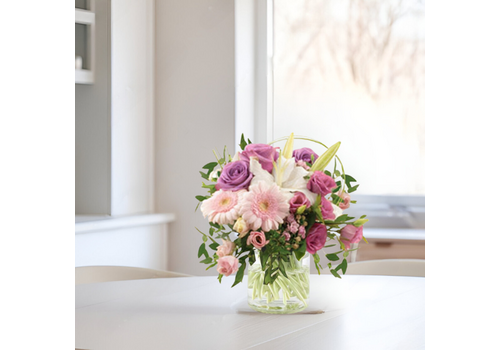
[76,275,424,350]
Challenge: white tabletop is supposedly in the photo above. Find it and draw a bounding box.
[76,275,424,350]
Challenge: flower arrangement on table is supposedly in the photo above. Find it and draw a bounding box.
[196,133,368,313]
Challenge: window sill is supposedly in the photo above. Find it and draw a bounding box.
[75,213,176,234]
[362,228,424,241]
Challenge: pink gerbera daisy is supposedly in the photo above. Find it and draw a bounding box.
[200,190,243,225]
[240,181,290,232]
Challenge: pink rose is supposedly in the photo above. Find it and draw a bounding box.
[246,231,269,249]
[240,144,279,173]
[289,191,311,213]
[217,255,239,276]
[340,224,363,249]
[307,171,337,196]
[305,223,327,254]
[338,192,351,210]
[320,197,336,220]
[216,239,236,257]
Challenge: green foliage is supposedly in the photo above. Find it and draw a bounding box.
[232,261,246,287]
[293,240,307,261]
[325,253,340,261]
[313,253,322,274]
[336,259,348,274]
[239,133,252,151]
[198,243,209,259]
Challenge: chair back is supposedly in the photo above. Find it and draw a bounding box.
[346,259,425,277]
[75,265,191,285]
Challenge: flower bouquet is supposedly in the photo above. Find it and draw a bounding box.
[196,133,368,314]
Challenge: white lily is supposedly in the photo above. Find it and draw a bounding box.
[249,157,317,204]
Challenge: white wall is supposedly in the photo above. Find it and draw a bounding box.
[155,0,235,276]
[111,0,155,216]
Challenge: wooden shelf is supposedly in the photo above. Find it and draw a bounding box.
[75,69,93,84]
[75,9,95,25]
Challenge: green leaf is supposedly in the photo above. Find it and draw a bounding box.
[202,162,218,171]
[199,171,209,180]
[198,243,209,259]
[335,259,348,274]
[347,184,359,193]
[313,253,321,264]
[305,211,317,232]
[333,214,349,223]
[206,262,217,270]
[325,253,340,261]
[353,218,369,227]
[264,265,273,285]
[239,134,248,151]
[294,241,307,261]
[200,257,213,264]
[278,259,288,278]
[232,261,246,287]
[330,268,341,278]
[195,195,207,202]
[260,248,270,270]
[209,242,219,250]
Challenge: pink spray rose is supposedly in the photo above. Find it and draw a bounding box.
[240,144,279,173]
[320,196,336,220]
[338,192,351,210]
[307,171,337,196]
[298,225,306,238]
[217,255,239,276]
[289,191,311,213]
[246,231,269,249]
[305,223,327,254]
[216,239,236,257]
[340,224,364,249]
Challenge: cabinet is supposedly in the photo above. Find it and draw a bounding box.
[75,0,95,84]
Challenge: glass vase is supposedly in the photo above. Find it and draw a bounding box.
[247,252,310,314]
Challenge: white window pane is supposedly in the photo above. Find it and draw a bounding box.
[273,0,425,196]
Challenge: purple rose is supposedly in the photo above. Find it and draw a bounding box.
[293,147,319,164]
[289,191,311,213]
[340,225,364,250]
[240,144,279,173]
[216,160,253,191]
[320,197,336,220]
[305,223,327,254]
[307,171,337,196]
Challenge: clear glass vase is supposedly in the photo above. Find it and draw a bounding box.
[247,252,310,314]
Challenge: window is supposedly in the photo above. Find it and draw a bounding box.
[272,0,425,229]
[235,0,425,230]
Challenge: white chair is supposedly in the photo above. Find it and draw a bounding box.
[75,265,192,285]
[346,259,425,277]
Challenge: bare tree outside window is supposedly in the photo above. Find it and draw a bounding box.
[273,0,425,195]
